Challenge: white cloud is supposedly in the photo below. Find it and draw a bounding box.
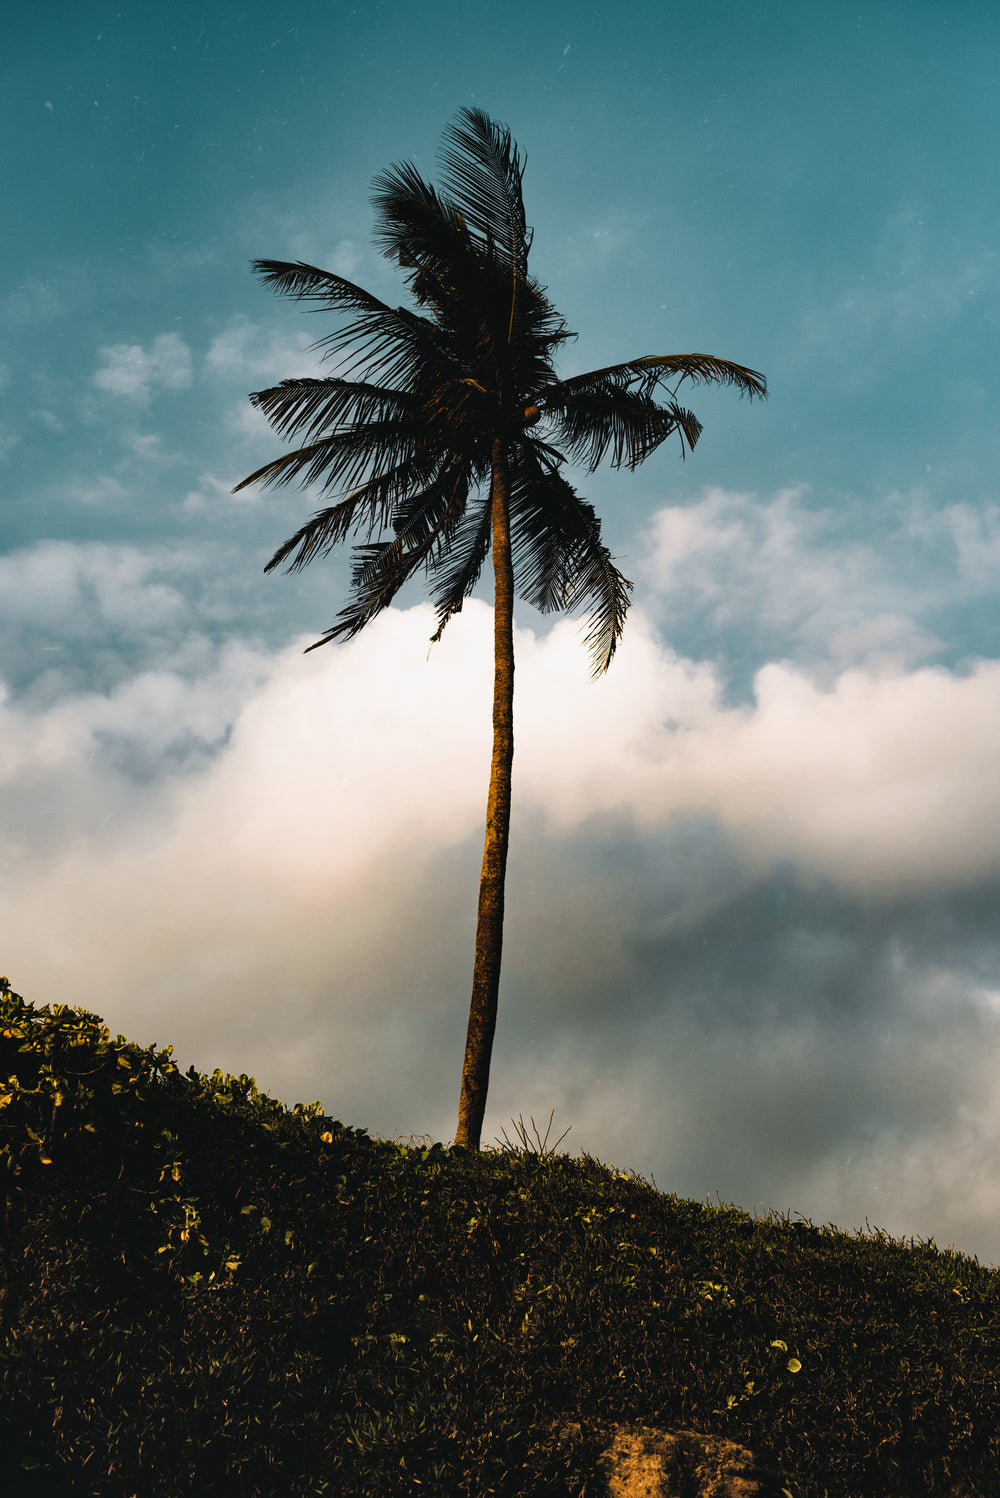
[920,501,1000,595]
[0,541,187,636]
[204,314,321,382]
[490,606,1000,896]
[204,316,329,453]
[93,333,192,403]
[1,641,269,788]
[223,397,279,442]
[181,471,251,514]
[827,613,941,676]
[328,239,360,278]
[639,485,890,640]
[662,658,1000,892]
[6,596,1000,990]
[632,483,980,687]
[123,431,165,461]
[6,601,1000,1259]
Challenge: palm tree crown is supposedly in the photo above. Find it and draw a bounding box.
[235,107,765,672]
[236,108,766,1150]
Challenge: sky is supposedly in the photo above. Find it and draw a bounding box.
[4,1,1000,1263]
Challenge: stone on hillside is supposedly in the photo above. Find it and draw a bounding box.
[547,1420,790,1498]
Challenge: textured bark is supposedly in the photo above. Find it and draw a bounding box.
[454,440,515,1150]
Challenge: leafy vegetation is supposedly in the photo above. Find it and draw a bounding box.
[2,976,997,1496]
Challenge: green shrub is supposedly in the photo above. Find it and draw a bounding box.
[2,976,999,1496]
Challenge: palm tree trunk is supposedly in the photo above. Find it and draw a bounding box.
[454,438,515,1150]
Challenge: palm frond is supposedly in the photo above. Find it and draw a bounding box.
[261,454,457,574]
[371,169,566,400]
[371,153,540,381]
[667,402,704,454]
[308,303,453,390]
[391,465,471,556]
[251,260,394,316]
[549,354,767,403]
[564,537,634,677]
[263,495,368,574]
[303,539,415,649]
[252,260,458,392]
[438,107,530,276]
[234,419,433,499]
[508,449,633,675]
[371,162,472,279]
[234,442,334,496]
[303,464,473,649]
[542,385,704,471]
[247,378,413,443]
[504,277,576,389]
[429,501,495,644]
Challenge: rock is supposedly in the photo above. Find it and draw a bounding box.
[547,1420,791,1498]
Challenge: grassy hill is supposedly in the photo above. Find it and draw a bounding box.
[2,976,998,1496]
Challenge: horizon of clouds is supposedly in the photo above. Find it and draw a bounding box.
[5,544,1000,1261]
[7,455,999,671]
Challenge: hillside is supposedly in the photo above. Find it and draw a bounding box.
[2,977,998,1496]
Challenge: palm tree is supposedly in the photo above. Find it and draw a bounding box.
[234,108,766,1150]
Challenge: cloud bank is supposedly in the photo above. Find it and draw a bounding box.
[5,588,1000,1262]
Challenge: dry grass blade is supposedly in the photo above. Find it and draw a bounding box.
[494,1108,572,1158]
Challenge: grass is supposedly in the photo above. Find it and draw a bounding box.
[2,976,999,1496]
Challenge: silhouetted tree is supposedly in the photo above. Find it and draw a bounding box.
[235,108,766,1149]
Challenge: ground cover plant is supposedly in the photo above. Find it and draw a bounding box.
[2,976,998,1497]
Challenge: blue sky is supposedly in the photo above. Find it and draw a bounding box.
[4,1,1000,1262]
